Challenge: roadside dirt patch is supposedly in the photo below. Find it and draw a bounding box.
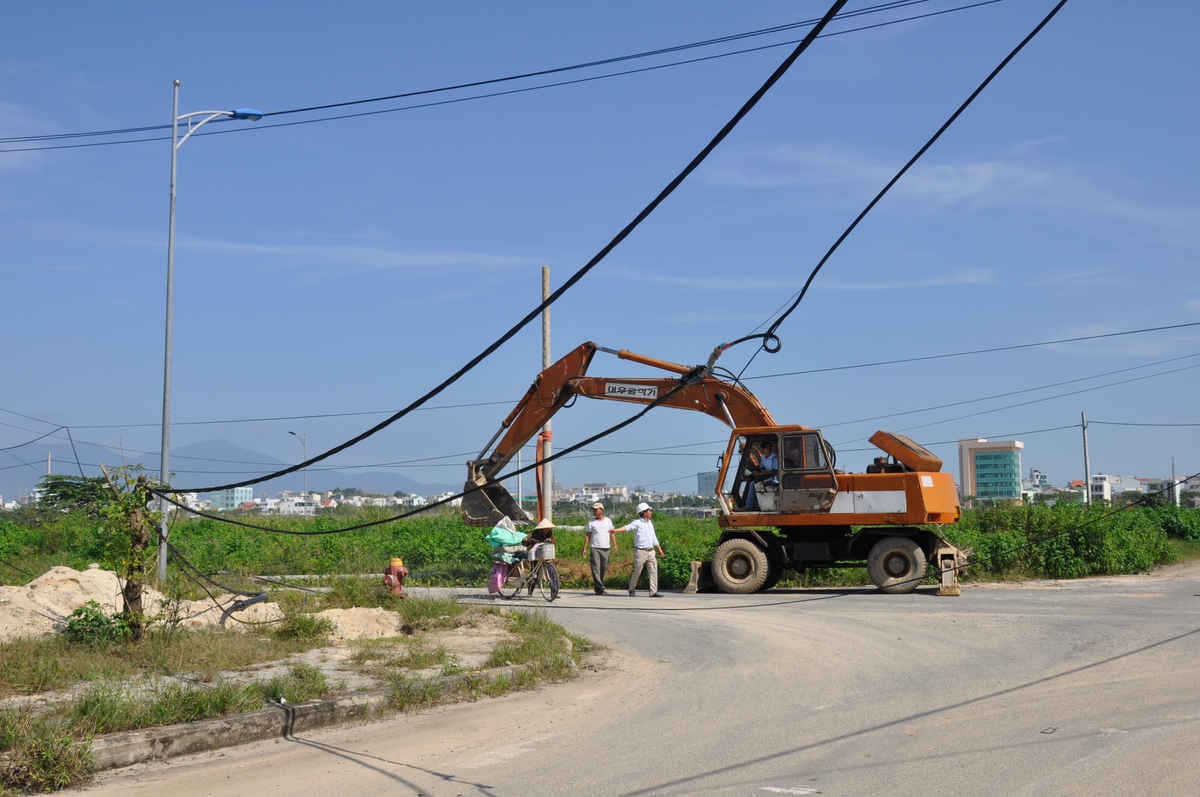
[0,565,284,643]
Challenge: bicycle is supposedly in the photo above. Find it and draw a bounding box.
[499,555,559,601]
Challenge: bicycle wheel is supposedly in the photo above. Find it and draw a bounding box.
[536,561,560,602]
[500,561,526,599]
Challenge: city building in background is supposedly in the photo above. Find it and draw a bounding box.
[958,438,1024,505]
[697,470,718,497]
[210,486,253,511]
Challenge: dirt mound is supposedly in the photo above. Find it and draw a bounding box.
[317,607,403,641]
[0,565,284,643]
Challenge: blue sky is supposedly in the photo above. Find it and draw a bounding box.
[2,0,1198,500]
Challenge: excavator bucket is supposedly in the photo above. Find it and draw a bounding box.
[461,478,533,527]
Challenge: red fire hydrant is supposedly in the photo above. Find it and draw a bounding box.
[383,557,408,598]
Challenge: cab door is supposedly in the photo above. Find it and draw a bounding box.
[778,432,838,512]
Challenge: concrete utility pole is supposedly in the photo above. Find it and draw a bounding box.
[1081,411,1091,506]
[1171,456,1178,507]
[541,266,552,523]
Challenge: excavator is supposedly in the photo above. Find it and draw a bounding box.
[463,341,966,595]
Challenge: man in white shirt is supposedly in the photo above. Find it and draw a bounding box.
[615,502,665,598]
[582,501,618,595]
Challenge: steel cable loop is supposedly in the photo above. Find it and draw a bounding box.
[164,0,852,497]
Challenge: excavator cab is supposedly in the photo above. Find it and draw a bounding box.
[725,429,837,515]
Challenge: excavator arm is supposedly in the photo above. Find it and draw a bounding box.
[462,341,783,526]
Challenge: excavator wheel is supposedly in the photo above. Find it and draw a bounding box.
[761,546,785,590]
[711,538,770,594]
[866,536,927,594]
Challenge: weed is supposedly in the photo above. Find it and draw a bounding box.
[484,612,576,678]
[0,709,92,792]
[387,644,455,671]
[259,664,329,704]
[270,614,333,644]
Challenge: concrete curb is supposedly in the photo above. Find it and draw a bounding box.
[84,663,532,773]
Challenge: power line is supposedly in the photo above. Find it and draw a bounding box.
[166,0,852,496]
[0,1,1005,155]
[730,0,1071,372]
[745,321,1200,380]
[7,318,1192,440]
[818,351,1200,429]
[833,361,1200,445]
[1090,420,1200,428]
[0,427,64,452]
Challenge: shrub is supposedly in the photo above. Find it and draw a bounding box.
[271,613,333,644]
[63,601,132,646]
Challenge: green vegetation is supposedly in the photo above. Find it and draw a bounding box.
[4,501,1196,592]
[0,596,584,793]
[388,609,588,713]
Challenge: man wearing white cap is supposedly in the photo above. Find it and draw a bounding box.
[614,502,665,597]
[582,501,617,595]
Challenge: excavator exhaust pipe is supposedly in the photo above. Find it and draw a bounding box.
[461,476,533,527]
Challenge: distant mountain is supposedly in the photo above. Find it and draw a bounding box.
[0,438,454,501]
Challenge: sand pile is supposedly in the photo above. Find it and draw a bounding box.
[316,607,405,641]
[0,564,284,643]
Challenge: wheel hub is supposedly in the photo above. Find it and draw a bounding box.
[883,552,910,577]
[728,555,751,579]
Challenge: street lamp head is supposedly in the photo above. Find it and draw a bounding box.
[229,108,264,121]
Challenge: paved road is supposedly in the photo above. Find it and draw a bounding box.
[74,565,1200,796]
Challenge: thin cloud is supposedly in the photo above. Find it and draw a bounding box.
[611,265,993,293]
[33,222,541,276]
[706,144,1200,233]
[0,102,50,171]
[1024,267,1121,288]
[820,266,994,291]
[175,237,539,274]
[1044,323,1200,359]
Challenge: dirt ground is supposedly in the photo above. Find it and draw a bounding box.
[0,565,523,711]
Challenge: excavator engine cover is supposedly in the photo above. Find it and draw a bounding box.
[868,431,943,472]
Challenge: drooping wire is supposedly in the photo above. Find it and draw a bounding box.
[153,363,717,534]
[64,427,85,478]
[0,427,64,451]
[731,0,1072,371]
[165,0,852,496]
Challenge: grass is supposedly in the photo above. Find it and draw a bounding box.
[0,711,92,793]
[387,609,584,713]
[0,627,326,698]
[0,596,589,793]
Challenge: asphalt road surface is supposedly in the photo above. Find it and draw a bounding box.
[72,564,1200,796]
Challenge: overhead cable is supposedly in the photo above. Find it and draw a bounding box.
[7,318,1192,436]
[730,0,1071,371]
[165,0,852,495]
[0,1,987,150]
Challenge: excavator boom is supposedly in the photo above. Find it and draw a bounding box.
[462,341,780,526]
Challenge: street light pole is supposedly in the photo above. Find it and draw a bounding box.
[157,80,263,582]
[289,430,309,496]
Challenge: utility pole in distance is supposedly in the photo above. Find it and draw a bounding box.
[1081,411,1091,506]
[541,266,552,523]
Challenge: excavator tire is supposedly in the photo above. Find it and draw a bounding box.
[867,536,927,594]
[712,538,770,594]
[761,546,785,590]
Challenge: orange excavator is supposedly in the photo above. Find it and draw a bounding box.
[463,341,965,595]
